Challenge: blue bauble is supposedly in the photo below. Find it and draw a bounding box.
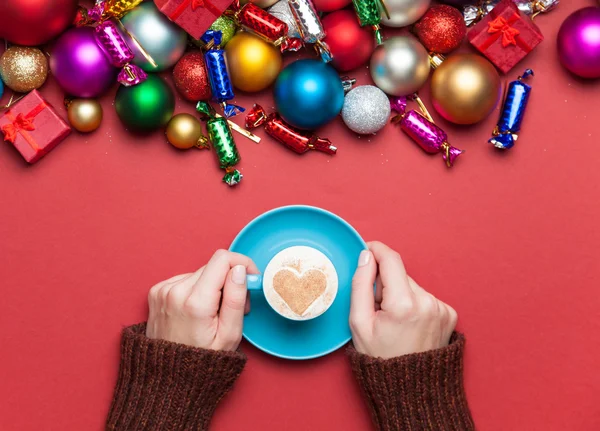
[273,59,344,130]
[0,78,3,99]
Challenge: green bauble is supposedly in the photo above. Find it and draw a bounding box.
[192,16,237,48]
[115,74,175,131]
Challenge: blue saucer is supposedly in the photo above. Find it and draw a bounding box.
[230,205,367,360]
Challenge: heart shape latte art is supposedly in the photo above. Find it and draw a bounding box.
[272,268,328,315]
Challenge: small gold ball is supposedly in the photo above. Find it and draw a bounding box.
[166,113,205,150]
[0,46,49,93]
[431,54,501,125]
[67,99,103,133]
[225,32,282,93]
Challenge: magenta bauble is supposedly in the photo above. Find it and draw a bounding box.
[557,7,600,79]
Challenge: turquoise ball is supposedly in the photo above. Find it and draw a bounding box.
[273,59,345,130]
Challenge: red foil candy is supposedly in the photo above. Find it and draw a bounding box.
[246,104,336,155]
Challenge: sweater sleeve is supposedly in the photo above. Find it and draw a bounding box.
[348,332,474,431]
[106,323,246,431]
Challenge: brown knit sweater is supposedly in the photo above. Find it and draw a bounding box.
[107,325,473,431]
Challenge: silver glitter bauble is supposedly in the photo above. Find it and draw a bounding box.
[268,0,302,39]
[380,0,430,27]
[370,36,430,96]
[342,85,391,135]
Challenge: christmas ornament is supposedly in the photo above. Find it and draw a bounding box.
[431,53,501,125]
[289,0,333,61]
[489,69,533,149]
[247,104,336,155]
[192,16,238,48]
[0,47,48,93]
[166,114,209,150]
[196,101,243,186]
[66,99,103,133]
[352,0,386,44]
[155,0,234,39]
[0,0,78,46]
[241,0,279,9]
[95,21,147,86]
[120,2,187,72]
[173,52,212,102]
[50,27,118,98]
[225,33,283,93]
[370,36,430,96]
[273,59,345,130]
[323,10,375,72]
[514,0,559,18]
[391,95,463,167]
[202,31,244,117]
[312,0,352,13]
[0,78,4,99]
[101,0,144,19]
[413,5,467,54]
[0,90,71,164]
[468,0,544,74]
[226,2,302,53]
[342,86,390,134]
[115,74,175,131]
[557,7,600,79]
[381,0,431,28]
[440,0,471,5]
[269,0,302,39]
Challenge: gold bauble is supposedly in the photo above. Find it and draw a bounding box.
[225,32,282,93]
[166,113,206,150]
[240,0,279,9]
[431,54,501,125]
[0,46,48,93]
[67,99,103,133]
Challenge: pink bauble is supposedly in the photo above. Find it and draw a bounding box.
[557,7,600,79]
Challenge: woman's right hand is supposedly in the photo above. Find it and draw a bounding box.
[349,241,458,359]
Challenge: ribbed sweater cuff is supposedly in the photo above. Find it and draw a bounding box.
[348,332,474,431]
[106,323,246,431]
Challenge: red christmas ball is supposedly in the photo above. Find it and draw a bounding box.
[312,0,352,13]
[173,51,212,102]
[323,10,376,72]
[0,0,79,46]
[413,5,467,54]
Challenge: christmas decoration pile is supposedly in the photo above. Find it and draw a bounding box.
[2,0,599,185]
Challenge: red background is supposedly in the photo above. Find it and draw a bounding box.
[1,1,600,430]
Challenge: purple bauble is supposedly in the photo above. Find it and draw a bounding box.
[557,7,600,79]
[50,27,117,97]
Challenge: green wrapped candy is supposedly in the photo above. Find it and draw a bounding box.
[352,0,385,44]
[192,16,237,48]
[196,101,243,186]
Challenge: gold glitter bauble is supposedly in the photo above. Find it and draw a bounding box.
[166,113,206,150]
[0,46,49,93]
[67,99,103,133]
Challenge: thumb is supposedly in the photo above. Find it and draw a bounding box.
[350,250,377,328]
[218,265,248,346]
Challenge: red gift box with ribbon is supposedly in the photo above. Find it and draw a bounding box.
[467,0,543,74]
[155,0,232,39]
[0,90,71,164]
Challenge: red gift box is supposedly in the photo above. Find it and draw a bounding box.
[155,0,232,39]
[467,0,543,74]
[0,90,71,164]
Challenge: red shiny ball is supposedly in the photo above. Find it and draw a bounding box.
[173,51,212,102]
[322,10,376,72]
[0,0,78,46]
[312,0,352,12]
[413,5,467,54]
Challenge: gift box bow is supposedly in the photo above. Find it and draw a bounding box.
[487,14,521,47]
[169,0,222,21]
[1,101,47,153]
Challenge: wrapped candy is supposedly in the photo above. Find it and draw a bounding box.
[288,0,333,62]
[514,0,559,18]
[226,2,303,52]
[464,0,558,27]
[390,95,463,168]
[489,69,533,149]
[246,104,336,155]
[351,0,388,45]
[95,21,147,86]
[202,30,244,118]
[196,102,243,186]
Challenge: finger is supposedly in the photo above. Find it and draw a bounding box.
[350,250,377,327]
[218,265,248,345]
[407,275,428,297]
[374,274,383,304]
[244,291,251,315]
[368,241,414,312]
[188,250,259,314]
